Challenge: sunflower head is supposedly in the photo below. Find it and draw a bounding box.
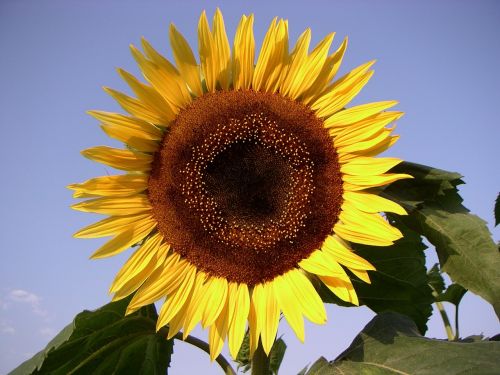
[69,9,410,360]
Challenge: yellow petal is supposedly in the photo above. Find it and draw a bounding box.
[208,292,230,361]
[343,191,407,215]
[71,194,151,216]
[109,232,164,292]
[81,146,152,172]
[156,265,196,330]
[331,111,403,142]
[325,101,399,129]
[212,8,231,90]
[322,235,375,271]
[335,209,402,246]
[253,18,289,92]
[253,282,280,355]
[273,274,305,342]
[341,157,402,176]
[248,284,263,357]
[299,250,351,282]
[103,87,163,124]
[88,111,163,138]
[101,125,159,153]
[90,217,156,259]
[167,271,205,339]
[351,269,371,283]
[312,61,375,118]
[130,45,191,111]
[228,283,250,359]
[233,14,255,90]
[111,242,169,302]
[201,277,228,328]
[74,213,151,238]
[116,69,176,124]
[68,174,148,198]
[342,173,413,191]
[319,275,359,305]
[169,23,203,97]
[280,28,312,98]
[286,270,327,324]
[198,11,217,92]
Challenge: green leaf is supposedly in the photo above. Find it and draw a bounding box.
[9,297,173,375]
[385,162,500,319]
[495,192,500,227]
[437,284,467,306]
[427,263,446,295]
[304,312,500,375]
[320,217,433,334]
[235,333,287,374]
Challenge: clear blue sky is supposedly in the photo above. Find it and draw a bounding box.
[1,0,499,373]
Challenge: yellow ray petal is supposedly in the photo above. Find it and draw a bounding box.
[343,191,407,215]
[68,174,148,198]
[325,101,399,129]
[312,60,375,118]
[284,32,336,100]
[109,232,164,292]
[286,270,327,324]
[103,87,163,124]
[299,250,351,282]
[90,217,156,259]
[198,11,216,92]
[301,37,348,105]
[273,274,305,342]
[335,209,402,246]
[101,125,159,153]
[280,28,312,98]
[319,275,359,305]
[341,157,402,176]
[253,18,289,92]
[342,173,413,191]
[167,271,205,339]
[183,273,217,338]
[88,111,163,138]
[74,213,151,238]
[350,269,371,283]
[212,8,231,90]
[81,146,152,172]
[252,282,280,355]
[322,235,375,271]
[127,253,190,313]
[201,277,229,328]
[228,283,250,359]
[156,265,196,330]
[248,284,263,357]
[169,23,203,97]
[116,69,176,124]
[233,14,255,90]
[208,291,230,361]
[130,45,190,111]
[71,194,151,216]
[331,111,403,141]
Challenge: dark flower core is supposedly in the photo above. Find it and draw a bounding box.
[148,90,343,285]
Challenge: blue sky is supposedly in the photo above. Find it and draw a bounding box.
[1,0,499,373]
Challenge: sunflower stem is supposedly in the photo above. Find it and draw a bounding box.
[431,290,455,341]
[251,340,270,375]
[173,332,236,375]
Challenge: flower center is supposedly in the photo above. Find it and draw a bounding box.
[148,90,343,285]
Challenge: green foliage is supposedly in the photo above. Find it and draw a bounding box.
[384,162,500,318]
[437,284,467,306]
[9,297,173,375]
[303,312,500,375]
[319,217,433,334]
[427,263,446,294]
[236,333,287,374]
[495,192,500,227]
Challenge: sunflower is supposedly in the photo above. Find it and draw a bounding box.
[69,9,410,360]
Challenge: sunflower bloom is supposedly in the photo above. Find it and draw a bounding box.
[70,9,410,360]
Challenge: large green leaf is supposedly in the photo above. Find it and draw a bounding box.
[384,162,500,319]
[304,312,500,375]
[319,217,433,334]
[9,297,173,375]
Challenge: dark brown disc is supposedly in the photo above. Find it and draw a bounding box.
[148,90,343,285]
